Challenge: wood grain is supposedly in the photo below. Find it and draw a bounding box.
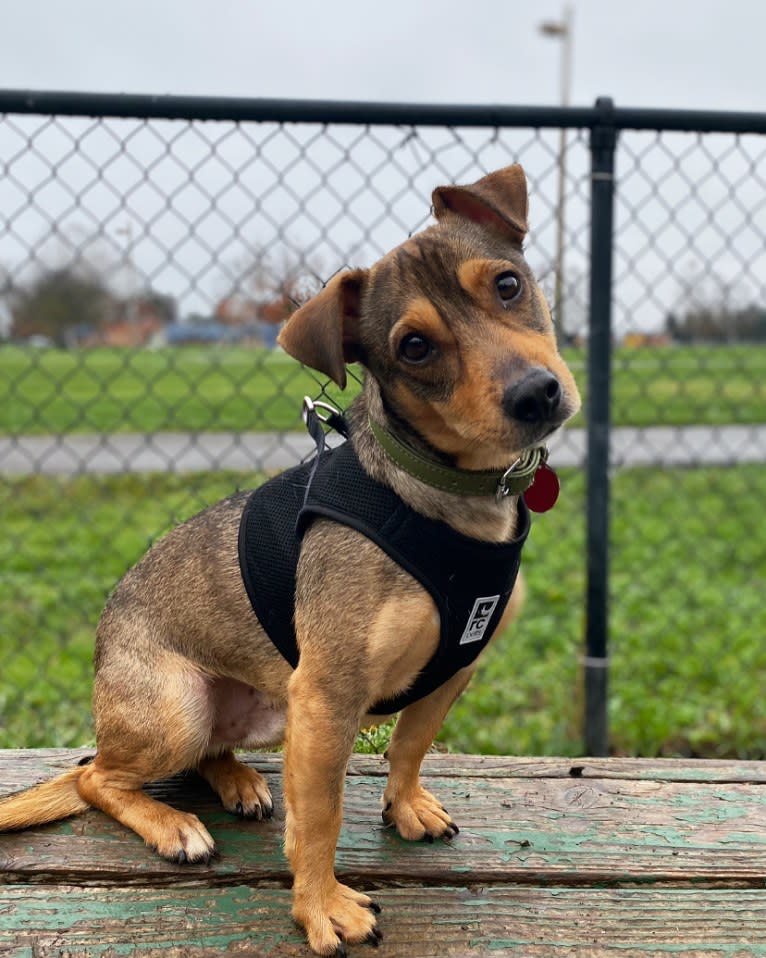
[1,885,765,957]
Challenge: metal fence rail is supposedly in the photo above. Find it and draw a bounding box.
[1,91,765,756]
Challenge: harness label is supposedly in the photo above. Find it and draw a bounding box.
[459,595,500,645]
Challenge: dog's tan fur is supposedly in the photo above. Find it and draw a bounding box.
[0,164,580,955]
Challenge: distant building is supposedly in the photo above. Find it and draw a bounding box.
[80,294,175,347]
[215,294,259,327]
[622,332,672,348]
[161,321,242,346]
[213,292,294,348]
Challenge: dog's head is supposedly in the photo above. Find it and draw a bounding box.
[278,164,581,471]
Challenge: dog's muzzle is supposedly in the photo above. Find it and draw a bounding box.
[503,367,563,424]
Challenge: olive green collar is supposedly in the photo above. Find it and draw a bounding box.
[368,418,547,499]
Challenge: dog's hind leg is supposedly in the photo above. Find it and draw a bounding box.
[77,652,217,863]
[77,760,216,863]
[198,751,273,820]
[196,677,284,819]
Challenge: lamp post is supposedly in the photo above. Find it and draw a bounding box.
[116,221,139,324]
[539,6,573,343]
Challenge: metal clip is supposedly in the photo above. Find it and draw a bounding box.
[496,457,523,500]
[302,396,342,427]
[495,445,549,501]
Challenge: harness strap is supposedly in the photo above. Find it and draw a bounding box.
[301,396,349,507]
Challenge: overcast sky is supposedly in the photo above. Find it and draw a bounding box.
[2,0,764,113]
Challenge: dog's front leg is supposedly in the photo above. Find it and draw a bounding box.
[382,666,474,841]
[284,664,382,955]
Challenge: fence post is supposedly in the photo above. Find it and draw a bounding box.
[585,97,617,756]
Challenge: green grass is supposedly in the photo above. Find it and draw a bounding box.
[1,342,765,434]
[2,465,765,757]
[608,344,766,427]
[0,345,351,436]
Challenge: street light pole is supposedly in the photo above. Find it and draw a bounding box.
[540,6,573,344]
[116,221,139,324]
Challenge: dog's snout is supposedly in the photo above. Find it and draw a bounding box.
[503,367,562,423]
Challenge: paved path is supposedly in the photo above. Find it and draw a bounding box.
[1,425,765,475]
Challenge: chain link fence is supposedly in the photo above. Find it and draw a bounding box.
[1,93,764,756]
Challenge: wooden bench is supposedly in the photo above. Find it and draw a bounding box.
[2,748,766,956]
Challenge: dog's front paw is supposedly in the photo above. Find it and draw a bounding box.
[381,784,459,842]
[293,881,382,956]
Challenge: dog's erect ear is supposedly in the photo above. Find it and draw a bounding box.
[432,164,529,245]
[277,269,366,389]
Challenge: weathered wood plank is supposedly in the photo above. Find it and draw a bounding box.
[2,754,766,886]
[3,748,766,787]
[1,884,765,957]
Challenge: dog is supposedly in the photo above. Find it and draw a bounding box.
[0,164,580,955]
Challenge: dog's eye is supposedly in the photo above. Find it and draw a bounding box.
[398,333,432,364]
[496,271,522,306]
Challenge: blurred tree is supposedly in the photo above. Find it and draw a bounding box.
[217,244,327,347]
[667,304,766,343]
[10,268,115,347]
[246,246,324,317]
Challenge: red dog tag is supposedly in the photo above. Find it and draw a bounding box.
[523,463,560,513]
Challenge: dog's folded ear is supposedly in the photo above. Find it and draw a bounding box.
[277,269,366,389]
[432,163,529,245]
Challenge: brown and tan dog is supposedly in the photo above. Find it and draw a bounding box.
[0,164,580,955]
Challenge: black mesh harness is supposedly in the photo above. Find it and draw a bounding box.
[238,435,529,715]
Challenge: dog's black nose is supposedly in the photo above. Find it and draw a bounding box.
[503,367,562,423]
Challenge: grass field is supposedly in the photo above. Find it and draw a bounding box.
[1,342,765,434]
[2,464,765,757]
[0,346,342,436]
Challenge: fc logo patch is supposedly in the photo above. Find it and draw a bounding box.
[459,595,500,645]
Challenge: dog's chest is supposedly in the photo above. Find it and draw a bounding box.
[238,443,529,714]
